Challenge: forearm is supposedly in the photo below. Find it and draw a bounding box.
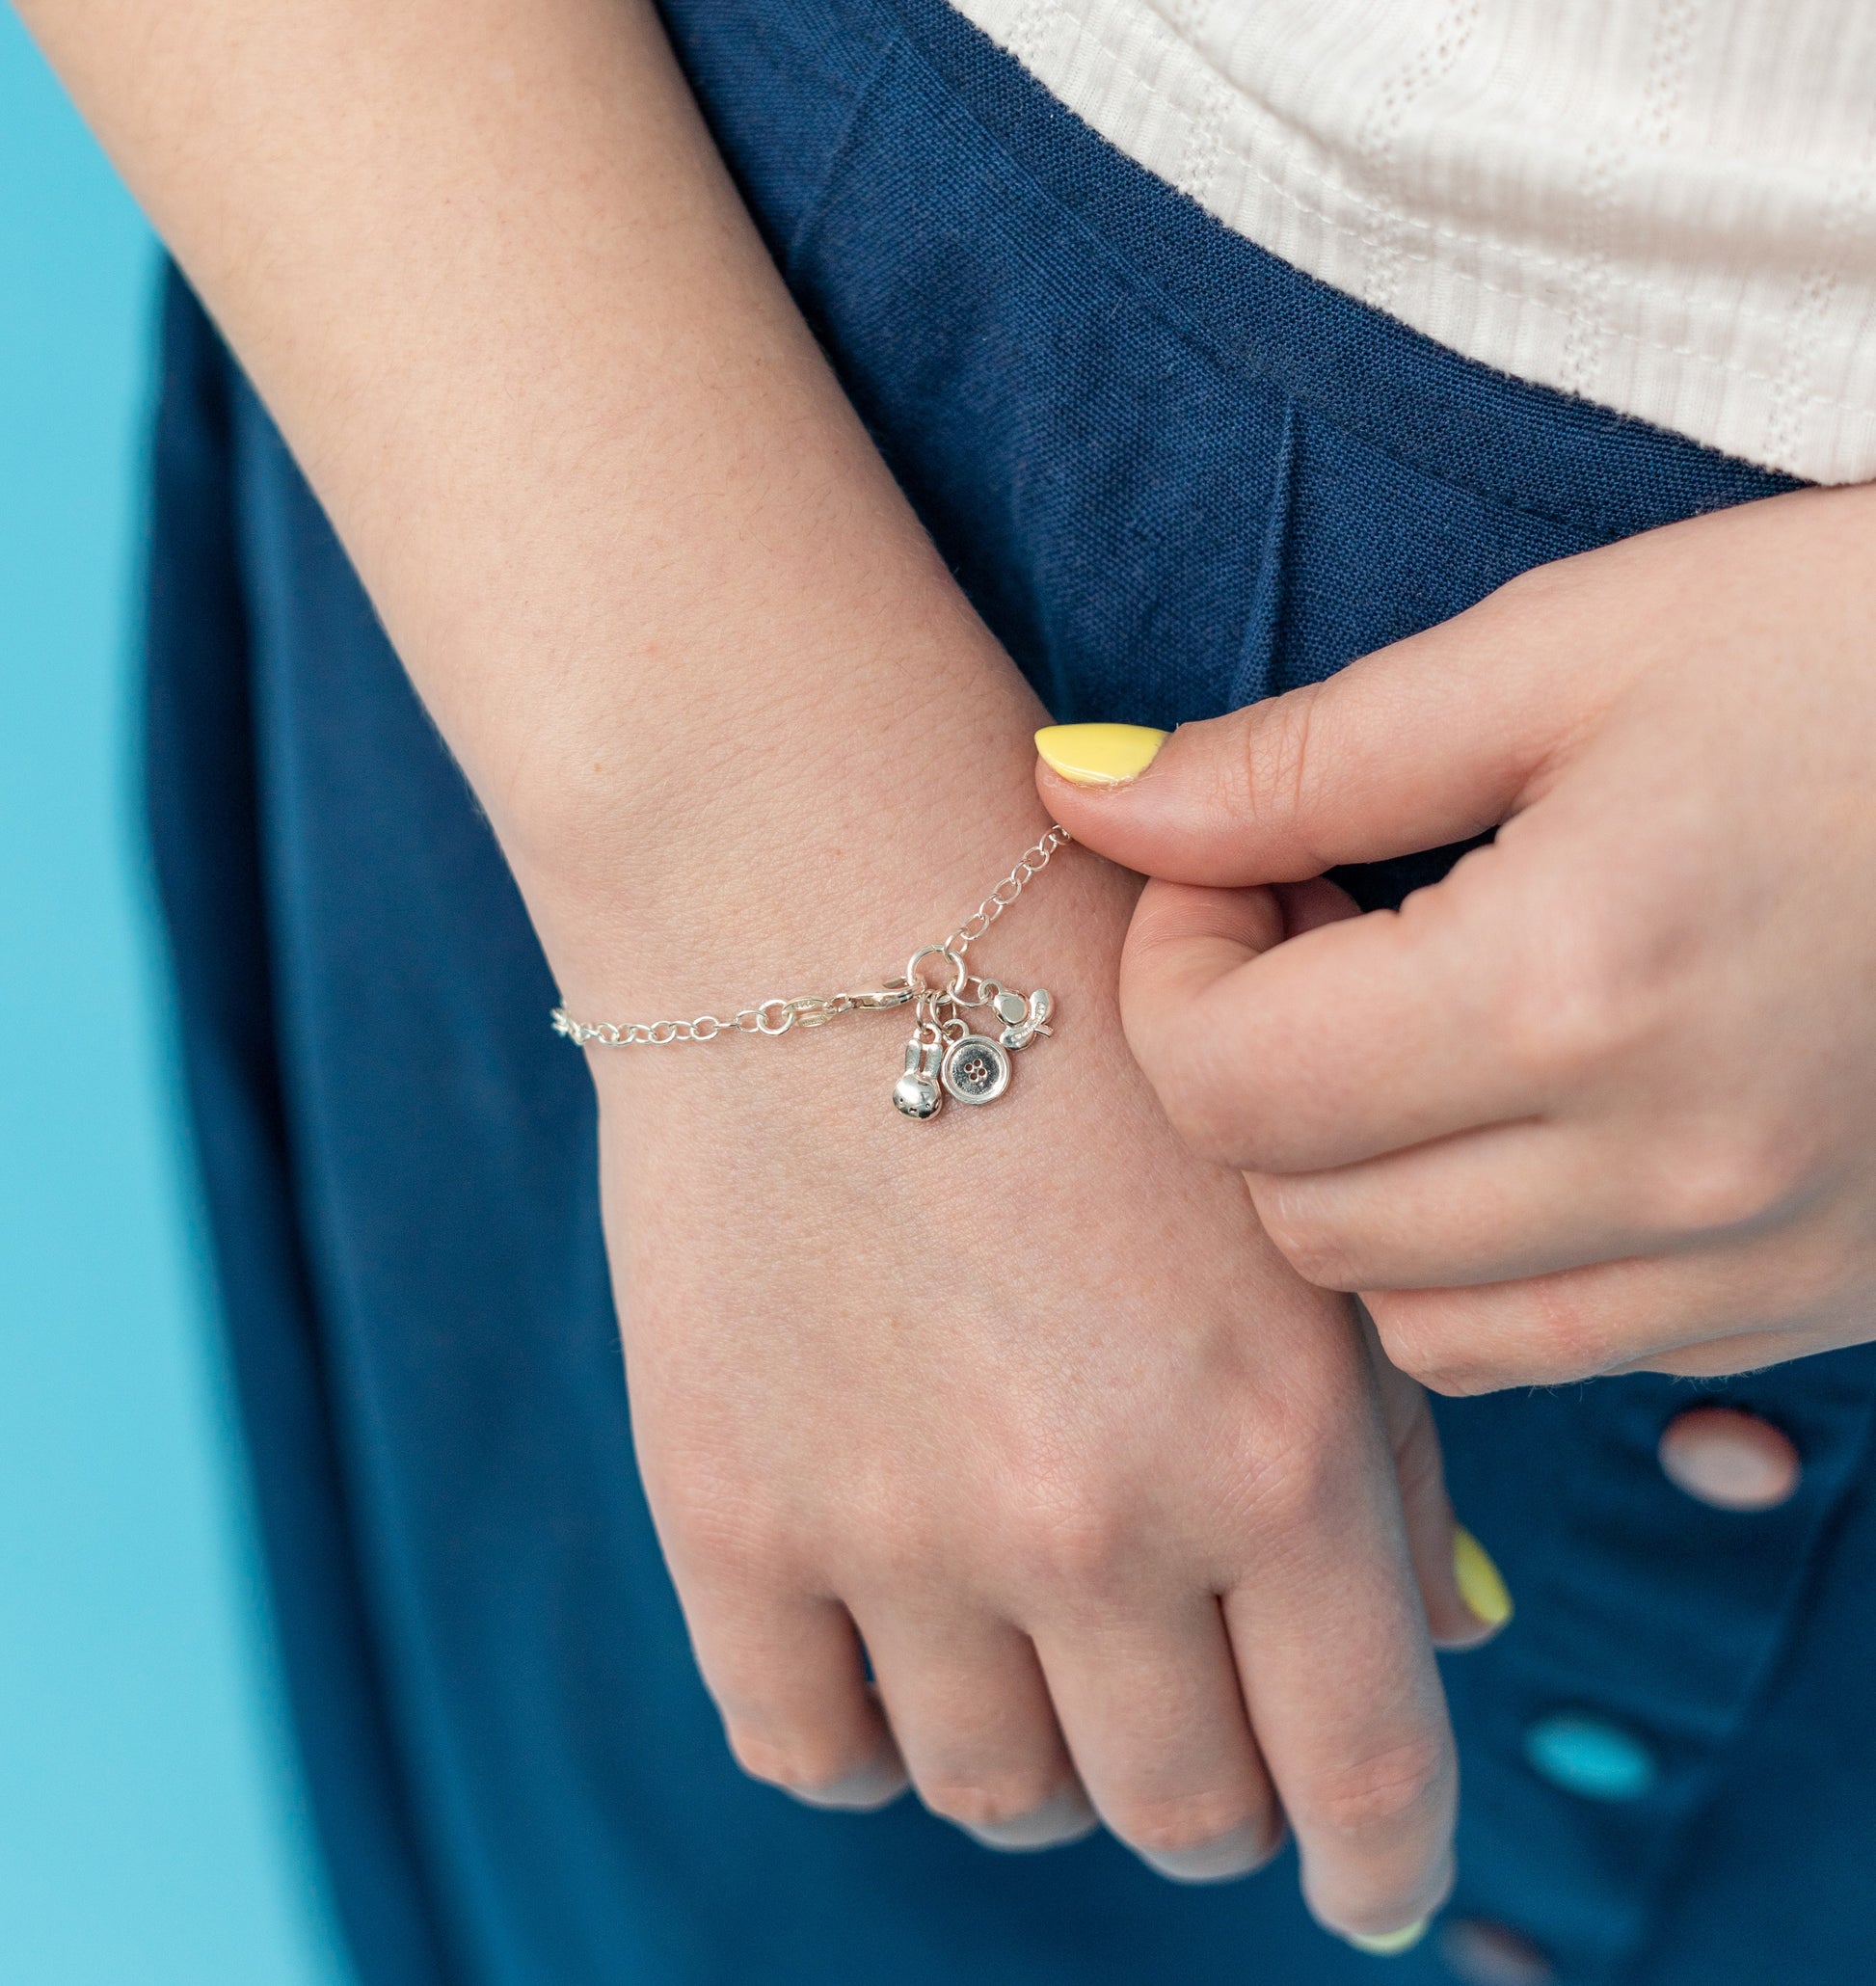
[21,0,1055,1003]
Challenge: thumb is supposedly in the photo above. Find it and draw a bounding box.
[1362,1311,1513,1652]
[1036,596,1589,886]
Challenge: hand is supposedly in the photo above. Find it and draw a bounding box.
[588,847,1493,1943]
[1038,485,1876,1393]
[24,0,1490,1924]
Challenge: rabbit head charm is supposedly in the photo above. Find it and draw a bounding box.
[893,1032,945,1118]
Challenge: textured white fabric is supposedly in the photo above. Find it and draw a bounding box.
[948,0,1876,483]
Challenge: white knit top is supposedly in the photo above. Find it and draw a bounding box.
[949,0,1876,484]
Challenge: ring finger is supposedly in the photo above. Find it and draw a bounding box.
[858,1610,1096,1850]
[1365,1224,1855,1393]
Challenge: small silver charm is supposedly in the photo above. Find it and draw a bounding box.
[895,967,1057,1121]
[994,986,1053,1051]
[894,1032,946,1118]
[941,1033,1012,1106]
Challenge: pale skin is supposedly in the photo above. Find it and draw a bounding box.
[1044,485,1876,1393]
[17,0,1502,1946]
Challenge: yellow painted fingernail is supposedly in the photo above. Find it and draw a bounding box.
[1034,722,1168,788]
[1347,1918,1430,1956]
[1454,1526,1514,1630]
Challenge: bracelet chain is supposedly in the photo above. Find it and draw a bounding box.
[551,825,1072,1048]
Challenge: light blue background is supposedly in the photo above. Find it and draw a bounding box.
[0,15,354,1984]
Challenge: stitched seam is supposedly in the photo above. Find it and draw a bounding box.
[1556,136,1621,403]
[1637,0,1696,151]
[1004,0,1058,66]
[1759,33,1876,469]
[1558,0,1698,403]
[780,28,904,273]
[1356,0,1482,317]
[984,1,1876,379]
[884,14,1794,537]
[1173,64,1233,207]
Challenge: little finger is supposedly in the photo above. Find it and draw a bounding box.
[682,1584,907,1809]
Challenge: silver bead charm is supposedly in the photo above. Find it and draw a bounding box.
[894,959,1057,1122]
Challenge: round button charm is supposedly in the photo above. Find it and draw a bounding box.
[941,1033,1012,1105]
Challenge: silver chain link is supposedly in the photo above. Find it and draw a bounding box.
[551,826,1072,1047]
[944,824,1072,954]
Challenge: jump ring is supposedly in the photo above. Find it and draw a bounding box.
[905,944,969,1001]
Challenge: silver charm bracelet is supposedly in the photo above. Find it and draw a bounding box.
[550,827,1071,1121]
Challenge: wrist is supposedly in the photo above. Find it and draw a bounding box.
[581,844,1149,1192]
[507,687,1085,1022]
[552,811,1132,1042]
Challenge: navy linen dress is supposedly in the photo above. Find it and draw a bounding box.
[144,1,1876,1980]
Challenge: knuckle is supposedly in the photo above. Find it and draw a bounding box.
[1108,1788,1274,1859]
[1297,1733,1453,1839]
[1514,1278,1635,1382]
[1235,685,1328,863]
[1638,1132,1808,1240]
[1498,963,1627,1089]
[1373,1310,1482,1395]
[1493,899,1648,1088]
[918,1769,1064,1831]
[838,1498,949,1591]
[664,1490,798,1589]
[1493,556,1576,620]
[726,1724,871,1799]
[1239,1417,1346,1537]
[1255,1185,1361,1290]
[1372,1289,1605,1397]
[1006,1483,1137,1601]
[1127,1023,1249,1167]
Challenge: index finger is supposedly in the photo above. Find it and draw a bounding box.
[1119,864,1542,1172]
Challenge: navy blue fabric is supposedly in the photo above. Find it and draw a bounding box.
[144,1,1876,1981]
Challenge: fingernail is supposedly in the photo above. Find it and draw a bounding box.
[962,1784,1101,1852]
[1453,1526,1514,1632]
[1347,1918,1430,1956]
[1136,1818,1276,1884]
[788,1752,909,1812]
[1034,722,1168,789]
